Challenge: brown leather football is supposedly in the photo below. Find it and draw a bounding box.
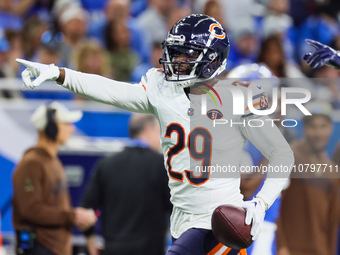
[211,204,253,249]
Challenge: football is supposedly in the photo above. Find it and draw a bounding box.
[211,205,253,249]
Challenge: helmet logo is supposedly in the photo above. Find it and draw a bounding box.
[209,23,225,39]
[166,34,186,45]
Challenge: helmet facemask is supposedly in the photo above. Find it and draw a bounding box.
[161,44,222,83]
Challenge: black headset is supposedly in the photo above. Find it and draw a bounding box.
[44,106,58,141]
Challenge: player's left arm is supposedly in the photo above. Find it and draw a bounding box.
[236,83,294,240]
[238,82,294,208]
[240,114,294,240]
[240,114,294,207]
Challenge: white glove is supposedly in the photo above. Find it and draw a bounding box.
[242,197,266,241]
[16,58,60,90]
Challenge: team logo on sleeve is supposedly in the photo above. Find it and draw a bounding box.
[207,109,223,120]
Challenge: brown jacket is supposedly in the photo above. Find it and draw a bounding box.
[277,140,339,255]
[12,147,75,255]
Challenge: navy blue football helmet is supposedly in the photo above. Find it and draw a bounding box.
[160,14,230,84]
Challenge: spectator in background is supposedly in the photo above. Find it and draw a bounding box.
[137,0,176,46]
[4,29,24,78]
[12,102,97,255]
[258,35,305,78]
[333,142,340,167]
[73,40,110,77]
[105,0,151,64]
[81,114,171,255]
[129,0,148,17]
[261,0,297,62]
[14,0,59,25]
[226,17,259,70]
[81,0,150,64]
[196,0,266,33]
[0,28,22,98]
[330,35,340,51]
[33,30,62,65]
[166,6,191,31]
[58,5,88,67]
[130,40,163,83]
[310,66,340,108]
[80,0,106,45]
[0,0,23,31]
[203,0,225,27]
[72,39,111,101]
[276,101,339,255]
[0,28,10,78]
[128,1,190,82]
[21,16,47,60]
[105,19,139,82]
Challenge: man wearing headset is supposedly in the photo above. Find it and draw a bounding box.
[12,102,97,255]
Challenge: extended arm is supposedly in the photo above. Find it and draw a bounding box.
[60,68,152,113]
[16,59,153,113]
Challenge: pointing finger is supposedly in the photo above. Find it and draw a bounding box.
[305,39,324,50]
[16,58,35,68]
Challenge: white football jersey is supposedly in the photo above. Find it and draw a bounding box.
[62,67,293,239]
[141,68,246,211]
[139,68,275,237]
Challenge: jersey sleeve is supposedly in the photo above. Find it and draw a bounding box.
[61,68,153,114]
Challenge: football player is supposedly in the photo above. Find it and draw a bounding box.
[303,39,340,69]
[16,14,293,255]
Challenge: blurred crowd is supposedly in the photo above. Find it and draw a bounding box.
[0,1,339,254]
[0,0,339,100]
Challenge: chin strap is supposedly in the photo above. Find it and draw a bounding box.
[174,77,212,88]
[174,79,198,88]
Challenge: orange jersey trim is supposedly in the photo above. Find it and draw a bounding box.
[207,243,224,255]
[245,101,260,111]
[239,249,247,255]
[207,243,247,255]
[139,79,146,91]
